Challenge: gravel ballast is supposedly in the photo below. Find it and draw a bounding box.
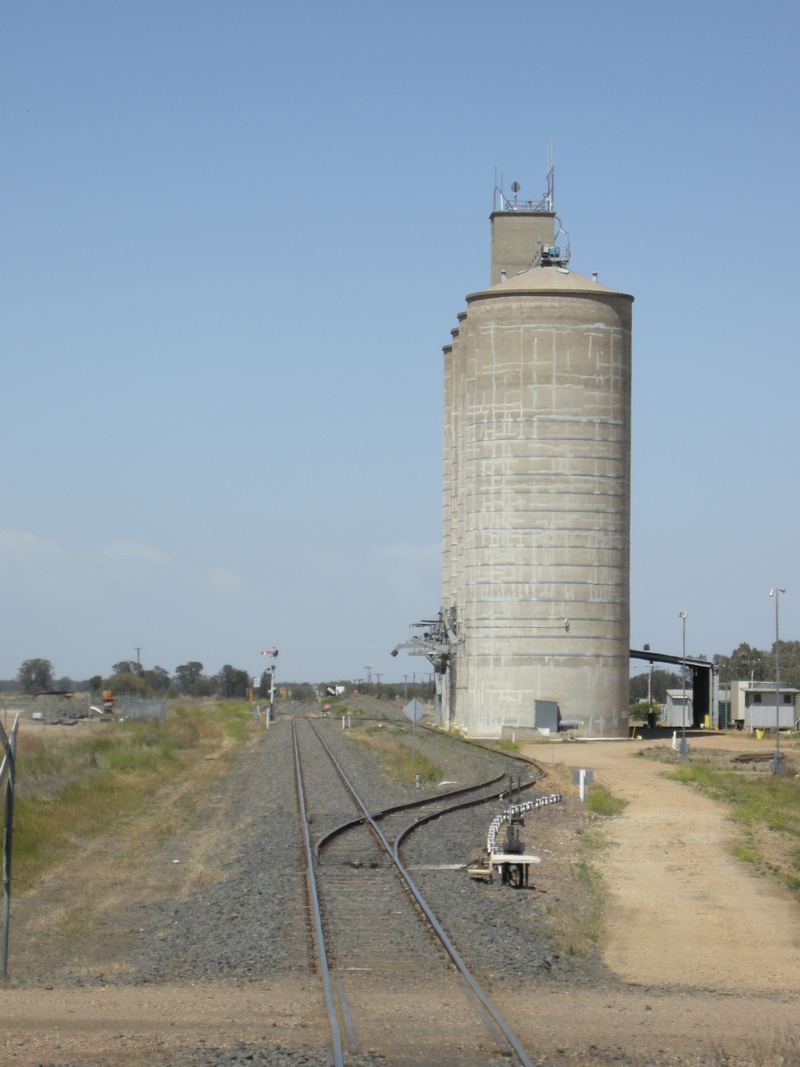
[129,718,311,982]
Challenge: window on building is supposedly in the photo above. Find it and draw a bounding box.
[753,693,762,704]
[784,694,792,704]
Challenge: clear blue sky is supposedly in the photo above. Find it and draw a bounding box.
[2,1,798,684]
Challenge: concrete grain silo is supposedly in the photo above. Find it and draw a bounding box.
[441,185,633,738]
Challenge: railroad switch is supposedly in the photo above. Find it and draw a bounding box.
[502,813,525,856]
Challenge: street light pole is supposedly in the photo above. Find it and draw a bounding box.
[770,587,786,774]
[679,612,689,758]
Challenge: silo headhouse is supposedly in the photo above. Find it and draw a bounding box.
[436,171,633,738]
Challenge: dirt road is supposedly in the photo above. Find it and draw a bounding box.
[537,733,800,992]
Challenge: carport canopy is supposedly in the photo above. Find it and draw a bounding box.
[630,648,717,729]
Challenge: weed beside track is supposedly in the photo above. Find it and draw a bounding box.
[348,724,443,785]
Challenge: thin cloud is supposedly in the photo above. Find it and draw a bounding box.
[0,527,63,566]
[100,541,172,565]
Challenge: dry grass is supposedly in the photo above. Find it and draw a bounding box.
[5,701,259,975]
[543,764,624,957]
[349,724,443,785]
[708,1027,800,1067]
[546,823,607,958]
[639,749,800,902]
[12,702,254,891]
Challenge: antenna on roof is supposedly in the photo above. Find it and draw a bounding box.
[546,138,554,211]
[493,168,508,211]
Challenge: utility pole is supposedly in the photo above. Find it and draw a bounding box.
[770,587,786,774]
[375,672,382,698]
[135,647,142,675]
[364,665,374,694]
[404,675,408,700]
[679,612,688,758]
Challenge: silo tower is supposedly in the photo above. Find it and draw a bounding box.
[441,170,633,738]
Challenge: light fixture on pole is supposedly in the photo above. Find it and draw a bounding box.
[769,588,786,774]
[679,612,689,758]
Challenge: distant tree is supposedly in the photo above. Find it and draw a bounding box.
[770,640,800,689]
[106,671,150,695]
[714,642,769,684]
[286,681,315,702]
[189,675,218,697]
[17,658,54,693]
[175,662,205,693]
[112,660,144,678]
[629,701,655,721]
[89,675,103,692]
[629,669,682,705]
[143,666,171,693]
[216,665,250,699]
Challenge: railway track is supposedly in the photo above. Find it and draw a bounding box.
[314,706,546,857]
[292,714,537,1067]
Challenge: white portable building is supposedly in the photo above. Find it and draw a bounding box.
[663,689,693,728]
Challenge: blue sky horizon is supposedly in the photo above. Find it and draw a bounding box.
[2,2,799,684]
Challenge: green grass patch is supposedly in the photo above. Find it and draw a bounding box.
[350,728,443,785]
[585,783,627,816]
[480,738,521,754]
[731,840,759,864]
[634,744,682,764]
[667,763,800,837]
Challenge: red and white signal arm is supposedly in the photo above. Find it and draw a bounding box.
[260,648,279,657]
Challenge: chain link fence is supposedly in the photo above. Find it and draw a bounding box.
[113,695,167,720]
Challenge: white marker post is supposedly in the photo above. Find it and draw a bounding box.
[572,768,594,802]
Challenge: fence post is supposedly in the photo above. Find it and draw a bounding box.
[0,714,19,980]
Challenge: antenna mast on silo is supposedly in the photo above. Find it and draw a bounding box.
[545,138,554,210]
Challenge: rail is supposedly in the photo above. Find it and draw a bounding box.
[314,768,508,854]
[314,706,546,853]
[291,718,344,1067]
[305,716,535,1067]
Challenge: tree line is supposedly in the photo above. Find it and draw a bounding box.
[10,658,280,700]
